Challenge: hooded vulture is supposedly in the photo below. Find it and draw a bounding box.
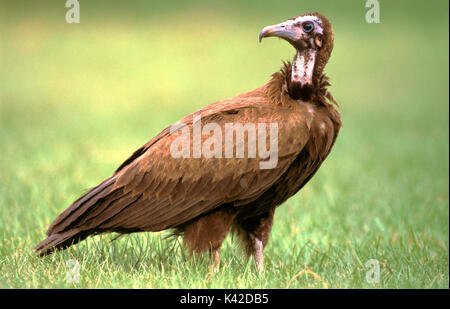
[35,12,341,271]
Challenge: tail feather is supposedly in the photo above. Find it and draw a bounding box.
[34,176,119,256]
[33,229,87,256]
[46,176,116,235]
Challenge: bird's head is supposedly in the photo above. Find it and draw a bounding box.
[259,12,334,100]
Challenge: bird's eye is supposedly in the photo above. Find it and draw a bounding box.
[302,21,314,33]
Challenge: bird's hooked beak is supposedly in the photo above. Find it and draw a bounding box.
[259,20,298,44]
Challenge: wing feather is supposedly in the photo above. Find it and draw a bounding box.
[47,96,312,235]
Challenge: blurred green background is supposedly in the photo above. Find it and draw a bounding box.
[0,0,448,288]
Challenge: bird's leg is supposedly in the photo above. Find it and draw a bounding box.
[234,209,275,273]
[212,247,220,265]
[183,205,238,271]
[209,247,221,272]
[253,237,264,273]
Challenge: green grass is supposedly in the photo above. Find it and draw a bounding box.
[0,0,448,288]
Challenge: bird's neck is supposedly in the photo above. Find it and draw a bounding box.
[266,58,337,108]
[291,50,316,86]
[288,50,317,101]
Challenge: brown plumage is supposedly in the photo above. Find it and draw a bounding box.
[34,12,341,271]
